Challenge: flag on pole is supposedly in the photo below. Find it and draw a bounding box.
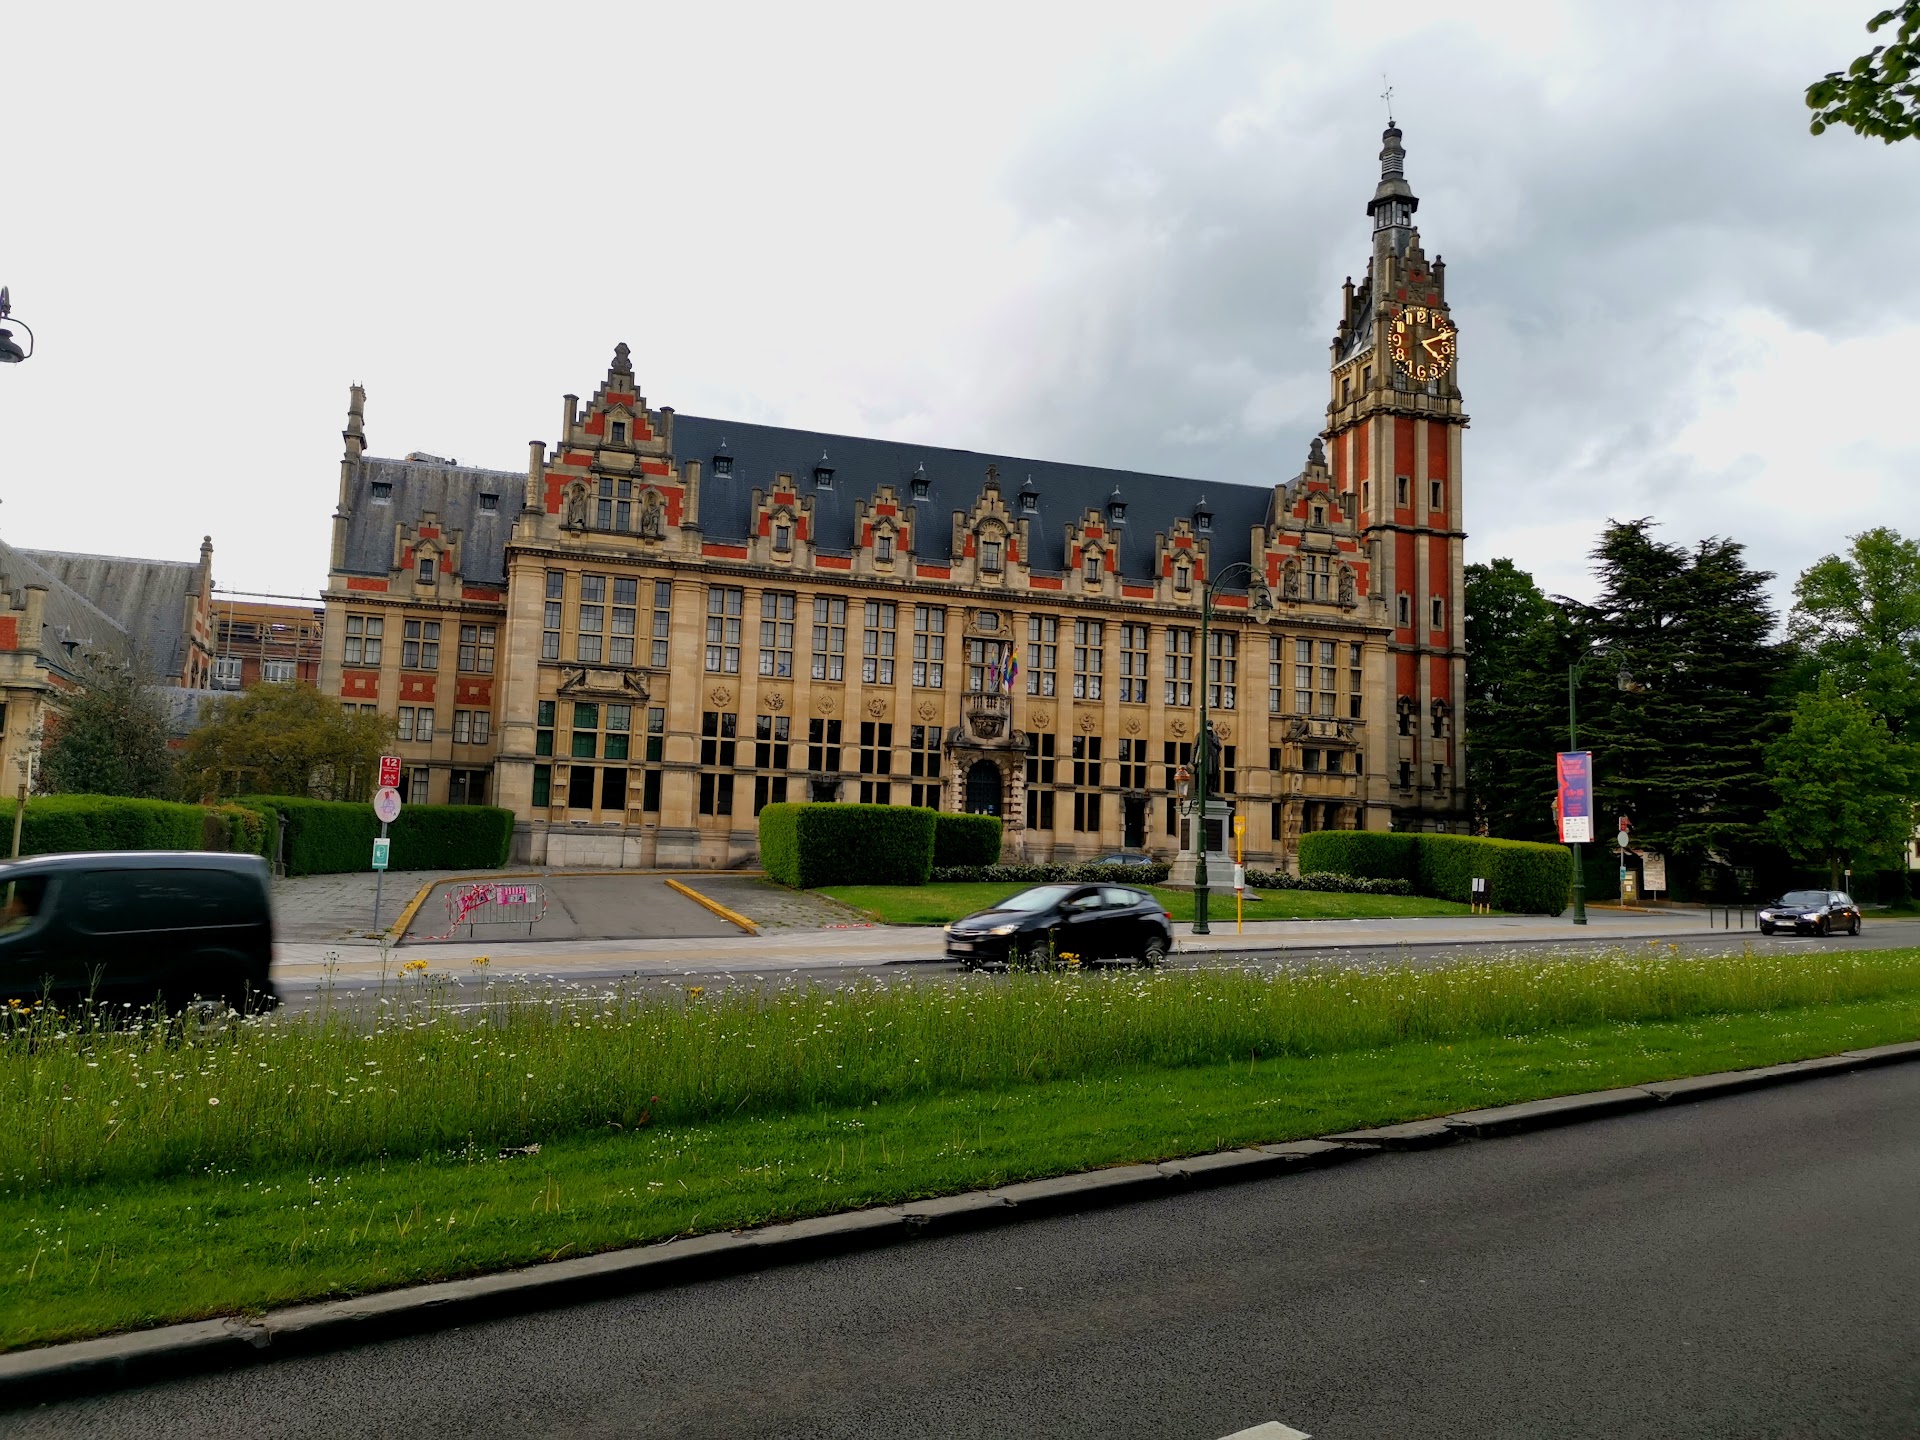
[1003,655,1020,692]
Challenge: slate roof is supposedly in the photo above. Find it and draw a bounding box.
[338,456,528,586]
[20,549,196,680]
[0,539,132,680]
[674,415,1277,586]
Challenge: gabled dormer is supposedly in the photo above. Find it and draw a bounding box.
[1259,439,1368,612]
[950,467,1025,590]
[1064,509,1116,600]
[398,512,459,596]
[852,484,911,579]
[747,475,815,568]
[1153,519,1207,607]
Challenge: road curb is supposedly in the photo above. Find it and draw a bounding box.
[4,1037,1915,1405]
[663,878,760,936]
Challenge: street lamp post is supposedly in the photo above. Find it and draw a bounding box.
[1192,563,1272,935]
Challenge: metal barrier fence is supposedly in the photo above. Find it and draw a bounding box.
[429,881,551,940]
[1708,905,1753,930]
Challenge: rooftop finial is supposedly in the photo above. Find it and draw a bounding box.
[611,341,633,376]
[1380,74,1395,127]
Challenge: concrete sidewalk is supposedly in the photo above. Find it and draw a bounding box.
[275,904,1749,988]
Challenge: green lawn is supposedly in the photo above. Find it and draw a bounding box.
[5,994,1917,1351]
[816,881,1475,926]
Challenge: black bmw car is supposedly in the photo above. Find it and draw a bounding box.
[1757,890,1862,937]
[945,884,1174,969]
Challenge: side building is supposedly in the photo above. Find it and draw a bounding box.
[319,123,1469,865]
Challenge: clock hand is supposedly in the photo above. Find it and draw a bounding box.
[1421,329,1455,359]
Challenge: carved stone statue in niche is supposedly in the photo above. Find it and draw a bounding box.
[1338,565,1357,607]
[565,484,590,531]
[1282,560,1301,601]
[638,490,665,539]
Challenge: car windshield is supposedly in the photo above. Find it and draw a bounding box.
[1779,890,1828,906]
[994,886,1076,913]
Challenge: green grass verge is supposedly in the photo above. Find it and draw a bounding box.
[4,993,1917,1352]
[817,881,1474,926]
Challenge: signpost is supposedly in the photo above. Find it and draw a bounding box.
[371,757,402,932]
[1557,751,1595,924]
[1232,814,1247,935]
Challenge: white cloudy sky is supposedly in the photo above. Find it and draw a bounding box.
[3,1,1914,619]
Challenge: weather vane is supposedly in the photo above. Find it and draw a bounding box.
[1380,76,1395,125]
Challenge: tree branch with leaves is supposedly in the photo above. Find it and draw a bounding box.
[1807,3,1920,143]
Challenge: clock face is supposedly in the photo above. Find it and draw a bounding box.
[1388,305,1456,382]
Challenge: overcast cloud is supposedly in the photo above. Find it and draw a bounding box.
[2,1,1914,617]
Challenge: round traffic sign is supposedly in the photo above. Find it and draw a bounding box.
[373,786,403,824]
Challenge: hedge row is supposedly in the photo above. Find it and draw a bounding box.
[243,796,513,876]
[931,862,1173,885]
[19,796,208,857]
[932,813,1003,869]
[759,804,937,888]
[1296,831,1573,915]
[1241,868,1413,896]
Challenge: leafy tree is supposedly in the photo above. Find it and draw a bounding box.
[1786,526,1920,739]
[180,683,394,802]
[37,659,175,799]
[1807,3,1920,143]
[1575,520,1787,883]
[1767,677,1919,888]
[1464,559,1579,840]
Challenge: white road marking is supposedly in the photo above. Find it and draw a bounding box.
[1218,1424,1311,1440]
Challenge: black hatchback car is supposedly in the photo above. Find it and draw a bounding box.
[1757,889,1862,937]
[0,852,278,1011]
[945,884,1174,969]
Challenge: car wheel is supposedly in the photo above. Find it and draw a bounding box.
[1850,916,1862,936]
[1139,935,1168,969]
[1818,916,1832,938]
[1759,923,1775,936]
[1022,936,1053,971]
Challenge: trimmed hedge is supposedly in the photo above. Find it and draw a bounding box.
[1242,868,1413,896]
[932,813,1003,870]
[932,862,1172,885]
[1298,830,1571,915]
[18,796,207,857]
[759,803,937,888]
[238,796,513,876]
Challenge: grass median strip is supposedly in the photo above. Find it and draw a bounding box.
[817,881,1475,926]
[3,947,1918,1350]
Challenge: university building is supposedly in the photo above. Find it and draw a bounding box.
[318,123,1468,868]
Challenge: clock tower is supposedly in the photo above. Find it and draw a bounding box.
[1325,120,1468,832]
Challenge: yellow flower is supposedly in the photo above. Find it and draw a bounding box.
[687,986,706,1000]
[401,958,429,974]
[470,955,491,967]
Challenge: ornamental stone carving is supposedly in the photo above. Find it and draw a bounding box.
[708,686,733,707]
[763,691,787,711]
[866,697,887,718]
[917,700,939,721]
[816,692,840,715]
[1077,713,1098,734]
[1030,709,1051,730]
[1124,718,1141,735]
[1171,718,1189,738]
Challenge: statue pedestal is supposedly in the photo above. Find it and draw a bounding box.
[1165,799,1234,889]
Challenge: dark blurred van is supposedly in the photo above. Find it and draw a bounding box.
[0,852,277,1011]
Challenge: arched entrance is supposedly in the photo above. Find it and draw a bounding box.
[965,759,1003,817]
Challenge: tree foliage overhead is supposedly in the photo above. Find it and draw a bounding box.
[1767,677,1919,888]
[1807,3,1920,143]
[179,683,395,802]
[1786,526,1920,740]
[36,659,175,800]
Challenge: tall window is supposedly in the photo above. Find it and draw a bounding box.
[535,700,555,756]
[967,637,1007,692]
[1349,643,1363,718]
[807,718,842,773]
[753,715,790,814]
[542,571,563,661]
[417,555,435,586]
[699,711,737,816]
[1025,733,1056,830]
[451,709,491,745]
[1317,640,1339,716]
[402,707,434,743]
[402,619,440,669]
[912,606,945,687]
[1217,745,1238,796]
[1117,738,1148,790]
[1269,636,1286,713]
[576,574,605,664]
[1118,624,1149,703]
[650,581,672,667]
[1207,630,1237,710]
[980,538,1003,573]
[1072,620,1103,699]
[570,702,600,758]
[1027,616,1057,696]
[875,531,895,563]
[1084,549,1102,586]
[909,725,942,807]
[706,586,743,673]
[760,591,796,677]
[1294,638,1313,714]
[861,601,896,684]
[1430,596,1446,631]
[642,707,664,813]
[1175,561,1193,594]
[1164,628,1194,706]
[457,624,496,673]
[858,721,893,803]
[1304,554,1331,601]
[1071,735,1102,833]
[812,597,847,681]
[610,578,637,666]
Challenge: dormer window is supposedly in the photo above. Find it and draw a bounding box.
[981,539,1003,573]
[370,481,393,504]
[1107,489,1126,526]
[1311,503,1326,527]
[773,522,792,554]
[418,555,436,586]
[876,532,894,563]
[610,420,626,444]
[1175,562,1192,594]
[813,453,834,490]
[1193,500,1213,534]
[713,453,734,478]
[1084,550,1101,586]
[1020,480,1039,514]
[478,492,498,513]
[911,465,930,501]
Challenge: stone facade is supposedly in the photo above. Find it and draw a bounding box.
[319,124,1469,866]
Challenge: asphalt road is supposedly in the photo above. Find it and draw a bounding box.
[272,917,1920,1015]
[13,1063,1919,1438]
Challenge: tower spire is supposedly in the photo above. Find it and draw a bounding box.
[1366,119,1418,246]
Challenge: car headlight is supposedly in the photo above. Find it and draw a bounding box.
[988,923,1019,936]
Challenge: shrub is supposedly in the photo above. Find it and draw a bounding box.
[932,812,1002,869]
[931,862,1172,885]
[242,797,513,876]
[1417,833,1571,915]
[1296,831,1419,883]
[1241,869,1413,896]
[759,804,937,888]
[18,795,206,857]
[201,804,271,858]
